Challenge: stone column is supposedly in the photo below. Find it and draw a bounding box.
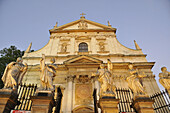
[60,87,66,113]
[66,75,74,113]
[94,77,100,100]
[0,89,18,113]
[133,97,155,113]
[31,91,55,113]
[99,97,119,113]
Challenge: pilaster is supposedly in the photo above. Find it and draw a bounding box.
[66,75,74,113]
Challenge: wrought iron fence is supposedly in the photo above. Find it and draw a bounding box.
[14,83,37,111]
[115,88,136,113]
[150,90,170,113]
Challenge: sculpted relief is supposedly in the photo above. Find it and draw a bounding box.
[61,43,67,53]
[159,67,170,90]
[78,21,88,29]
[40,54,57,90]
[2,57,28,89]
[99,42,105,52]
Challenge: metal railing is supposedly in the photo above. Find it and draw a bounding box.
[14,83,37,111]
[116,88,136,113]
[150,90,170,113]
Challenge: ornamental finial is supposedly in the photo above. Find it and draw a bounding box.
[108,21,112,27]
[80,13,86,19]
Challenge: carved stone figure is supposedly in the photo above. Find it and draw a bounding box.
[159,67,170,90]
[40,54,57,90]
[61,43,67,52]
[99,42,105,51]
[1,57,28,89]
[126,64,147,96]
[107,59,113,72]
[92,64,115,97]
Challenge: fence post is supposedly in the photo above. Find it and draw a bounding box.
[133,97,155,113]
[31,91,55,113]
[0,89,18,113]
[99,97,119,113]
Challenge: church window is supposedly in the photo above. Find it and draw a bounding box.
[79,42,88,52]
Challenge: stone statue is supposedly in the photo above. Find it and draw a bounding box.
[159,67,170,90]
[92,64,115,97]
[40,54,57,90]
[61,43,67,52]
[1,57,28,89]
[107,59,113,72]
[126,64,147,96]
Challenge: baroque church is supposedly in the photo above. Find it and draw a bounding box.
[0,14,169,113]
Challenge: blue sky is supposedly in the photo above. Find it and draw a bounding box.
[0,0,170,90]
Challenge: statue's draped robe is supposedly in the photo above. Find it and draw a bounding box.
[127,69,145,94]
[40,58,56,90]
[97,69,112,93]
[2,62,26,88]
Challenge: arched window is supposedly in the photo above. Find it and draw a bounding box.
[79,42,88,52]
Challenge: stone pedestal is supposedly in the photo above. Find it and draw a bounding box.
[31,91,55,113]
[99,97,119,113]
[0,89,18,113]
[133,97,155,113]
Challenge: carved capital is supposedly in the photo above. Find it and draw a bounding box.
[75,75,92,83]
[66,75,74,82]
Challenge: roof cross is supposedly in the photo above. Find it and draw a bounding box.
[80,13,86,18]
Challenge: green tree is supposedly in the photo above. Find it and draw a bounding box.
[0,46,24,88]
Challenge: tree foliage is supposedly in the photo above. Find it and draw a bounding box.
[0,46,24,88]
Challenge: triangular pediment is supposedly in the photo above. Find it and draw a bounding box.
[50,18,116,32]
[64,56,103,64]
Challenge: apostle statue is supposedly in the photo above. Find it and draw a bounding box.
[159,67,170,90]
[126,64,147,96]
[92,63,115,97]
[1,57,28,89]
[40,54,57,90]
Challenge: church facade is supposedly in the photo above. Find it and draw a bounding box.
[22,14,160,113]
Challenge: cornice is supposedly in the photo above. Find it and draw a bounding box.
[49,29,116,34]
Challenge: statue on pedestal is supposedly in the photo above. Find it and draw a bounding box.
[159,67,170,90]
[1,57,28,89]
[92,63,115,97]
[126,64,147,96]
[40,54,57,90]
